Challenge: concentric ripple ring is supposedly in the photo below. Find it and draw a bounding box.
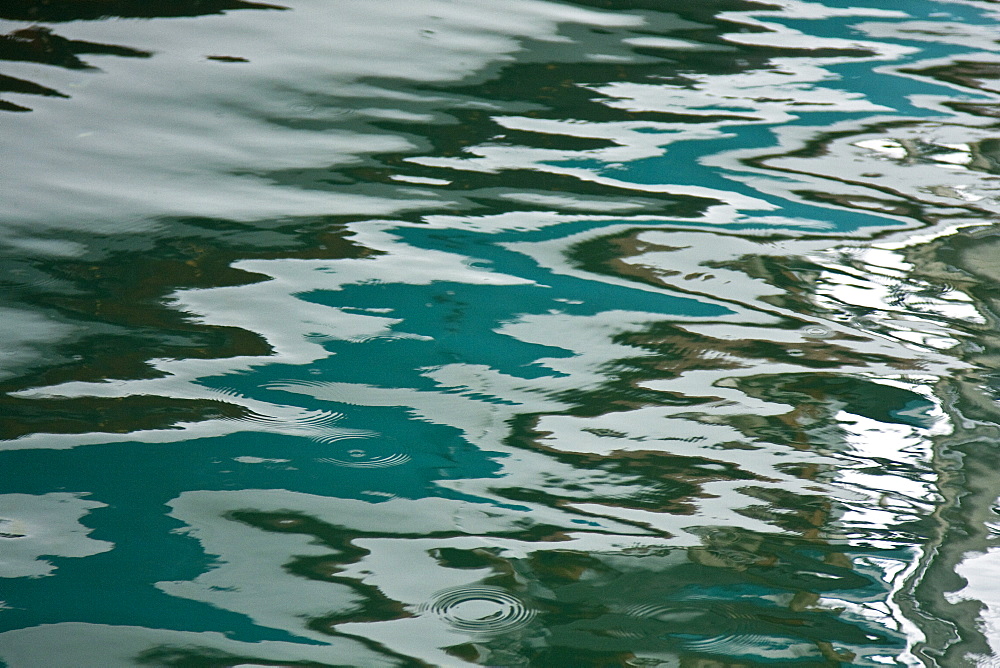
[422,585,536,634]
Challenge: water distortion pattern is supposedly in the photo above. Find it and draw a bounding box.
[4,0,1000,665]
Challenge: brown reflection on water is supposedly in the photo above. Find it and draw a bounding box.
[6,1,996,662]
[531,539,873,665]
[0,0,869,435]
[225,509,573,664]
[0,394,249,440]
[903,60,1000,94]
[204,500,882,666]
[0,221,374,438]
[884,226,1000,663]
[472,217,947,662]
[229,511,417,631]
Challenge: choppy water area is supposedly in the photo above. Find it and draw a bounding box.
[8,0,1000,665]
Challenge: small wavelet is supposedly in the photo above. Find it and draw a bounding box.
[309,431,379,444]
[8,0,1000,662]
[622,604,706,625]
[314,453,411,468]
[0,267,63,293]
[314,435,410,468]
[210,387,354,435]
[421,585,536,635]
[680,631,802,661]
[234,408,346,430]
[801,324,836,339]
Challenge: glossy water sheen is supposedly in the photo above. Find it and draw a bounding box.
[4,0,1000,665]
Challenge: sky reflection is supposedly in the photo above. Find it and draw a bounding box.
[5,0,1000,665]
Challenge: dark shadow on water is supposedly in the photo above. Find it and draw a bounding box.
[0,0,284,110]
[0,0,286,22]
[0,71,65,111]
[0,218,374,437]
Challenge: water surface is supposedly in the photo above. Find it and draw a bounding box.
[4,0,1000,665]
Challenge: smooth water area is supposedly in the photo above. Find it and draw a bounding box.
[5,0,1000,665]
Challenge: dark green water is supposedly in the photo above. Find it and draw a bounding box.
[5,0,1000,665]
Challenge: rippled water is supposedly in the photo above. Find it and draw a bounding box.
[6,0,1000,665]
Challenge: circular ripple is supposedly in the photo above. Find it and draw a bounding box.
[210,387,348,432]
[1,268,62,293]
[681,633,775,656]
[801,324,835,339]
[310,430,379,444]
[422,586,535,634]
[622,604,705,624]
[601,627,645,639]
[237,408,346,430]
[316,452,411,468]
[315,436,410,468]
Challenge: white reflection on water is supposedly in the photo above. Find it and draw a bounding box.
[0,0,641,230]
[0,493,111,578]
[160,489,651,665]
[951,548,1000,660]
[0,622,391,668]
[0,307,80,382]
[5,0,1000,663]
[421,584,536,633]
[4,223,534,451]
